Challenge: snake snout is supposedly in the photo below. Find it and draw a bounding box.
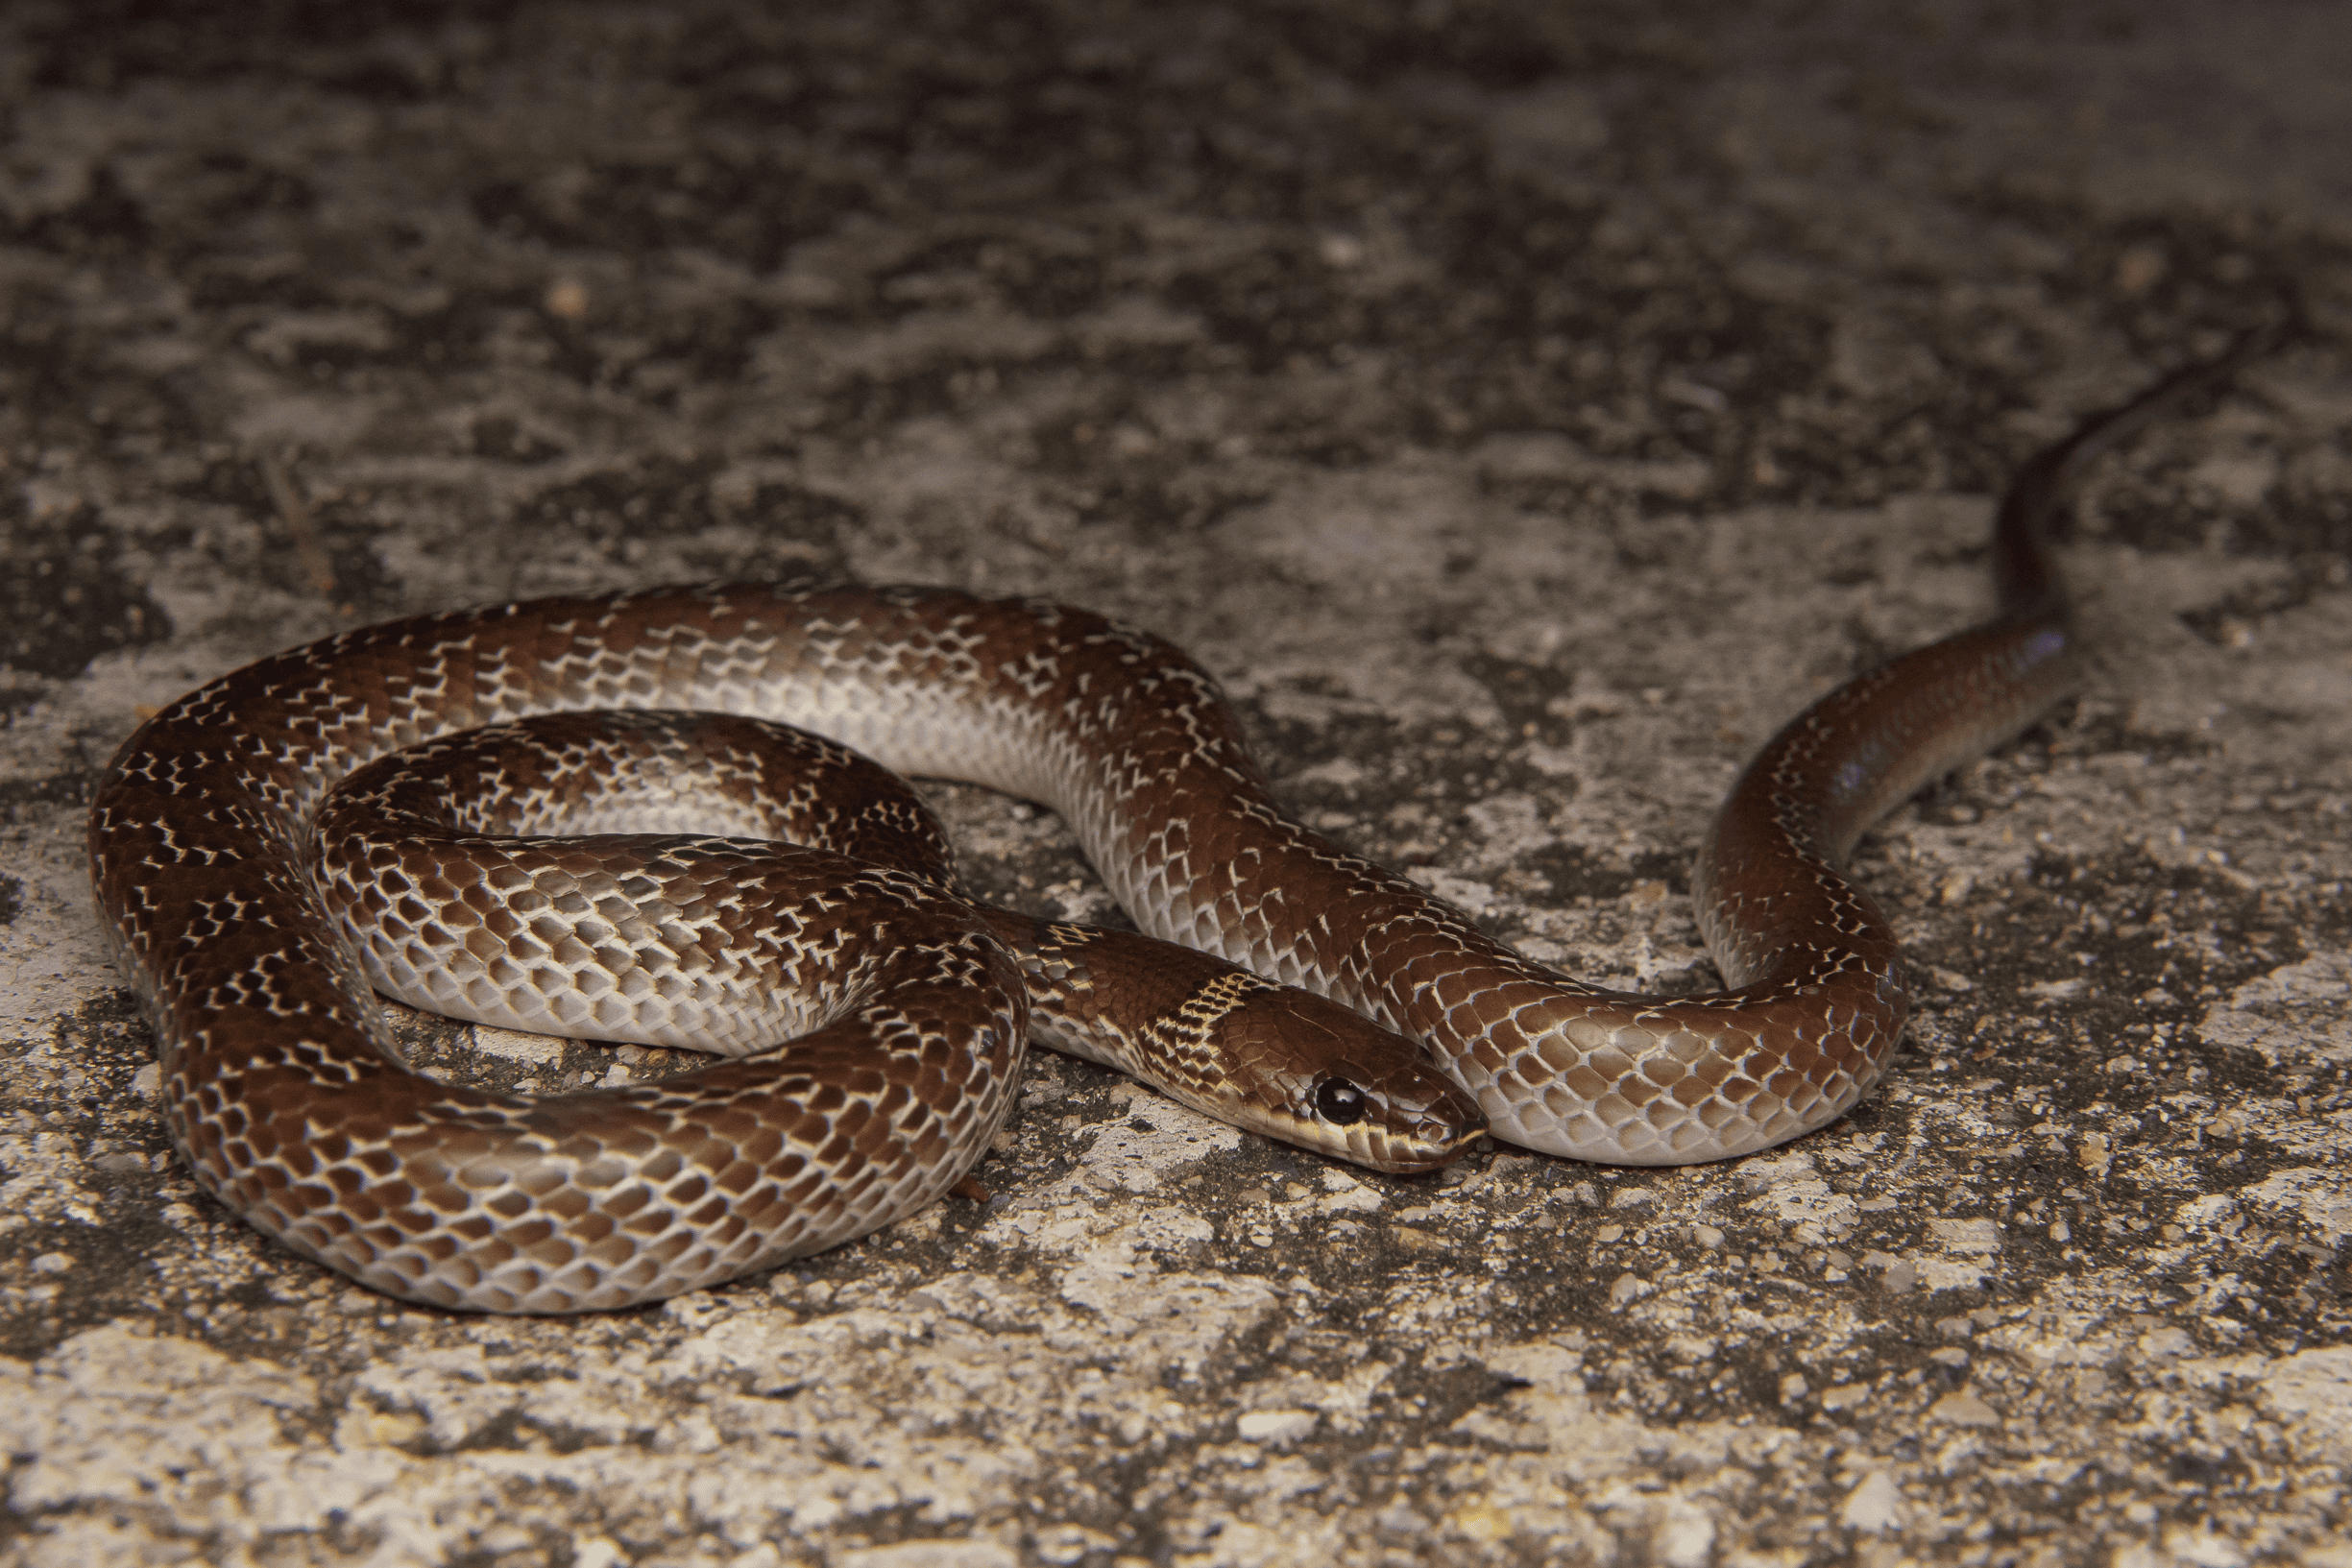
[1234,990,1486,1174]
[1328,1065,1489,1174]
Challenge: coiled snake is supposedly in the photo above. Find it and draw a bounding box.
[87,347,2261,1312]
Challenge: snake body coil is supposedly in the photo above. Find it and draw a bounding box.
[87,348,2260,1311]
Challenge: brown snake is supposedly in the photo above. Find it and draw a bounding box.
[88,345,2263,1312]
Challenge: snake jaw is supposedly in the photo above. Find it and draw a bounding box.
[1334,1097,1491,1176]
[1191,987,1488,1174]
[1321,1052,1491,1175]
[1203,1082,1487,1176]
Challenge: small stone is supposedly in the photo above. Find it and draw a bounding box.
[1928,1389,2001,1426]
[1840,1470,1903,1532]
[837,1542,1019,1568]
[1235,1410,1317,1444]
[1317,233,1364,269]
[544,277,590,319]
[1820,1382,1871,1411]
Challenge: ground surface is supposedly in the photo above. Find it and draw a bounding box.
[2,3,2350,1566]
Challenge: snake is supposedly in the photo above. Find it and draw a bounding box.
[86,341,2265,1313]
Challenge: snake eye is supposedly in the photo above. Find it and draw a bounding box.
[1314,1077,1369,1125]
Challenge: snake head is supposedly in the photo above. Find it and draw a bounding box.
[1183,983,1488,1174]
[990,913,1484,1173]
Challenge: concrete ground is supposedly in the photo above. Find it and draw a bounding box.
[2,3,2349,1564]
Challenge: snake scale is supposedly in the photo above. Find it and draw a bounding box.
[87,344,2263,1312]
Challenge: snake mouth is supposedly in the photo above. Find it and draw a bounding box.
[1336,1090,1490,1175]
[1157,1069,1485,1174]
[1156,1045,1485,1174]
[1272,1065,1489,1175]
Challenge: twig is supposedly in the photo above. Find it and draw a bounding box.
[258,452,338,597]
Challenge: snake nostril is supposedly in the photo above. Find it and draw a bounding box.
[1314,1077,1369,1125]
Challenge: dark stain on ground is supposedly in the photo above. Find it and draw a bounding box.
[0,499,174,680]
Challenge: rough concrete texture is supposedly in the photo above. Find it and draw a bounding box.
[2,3,2349,1564]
